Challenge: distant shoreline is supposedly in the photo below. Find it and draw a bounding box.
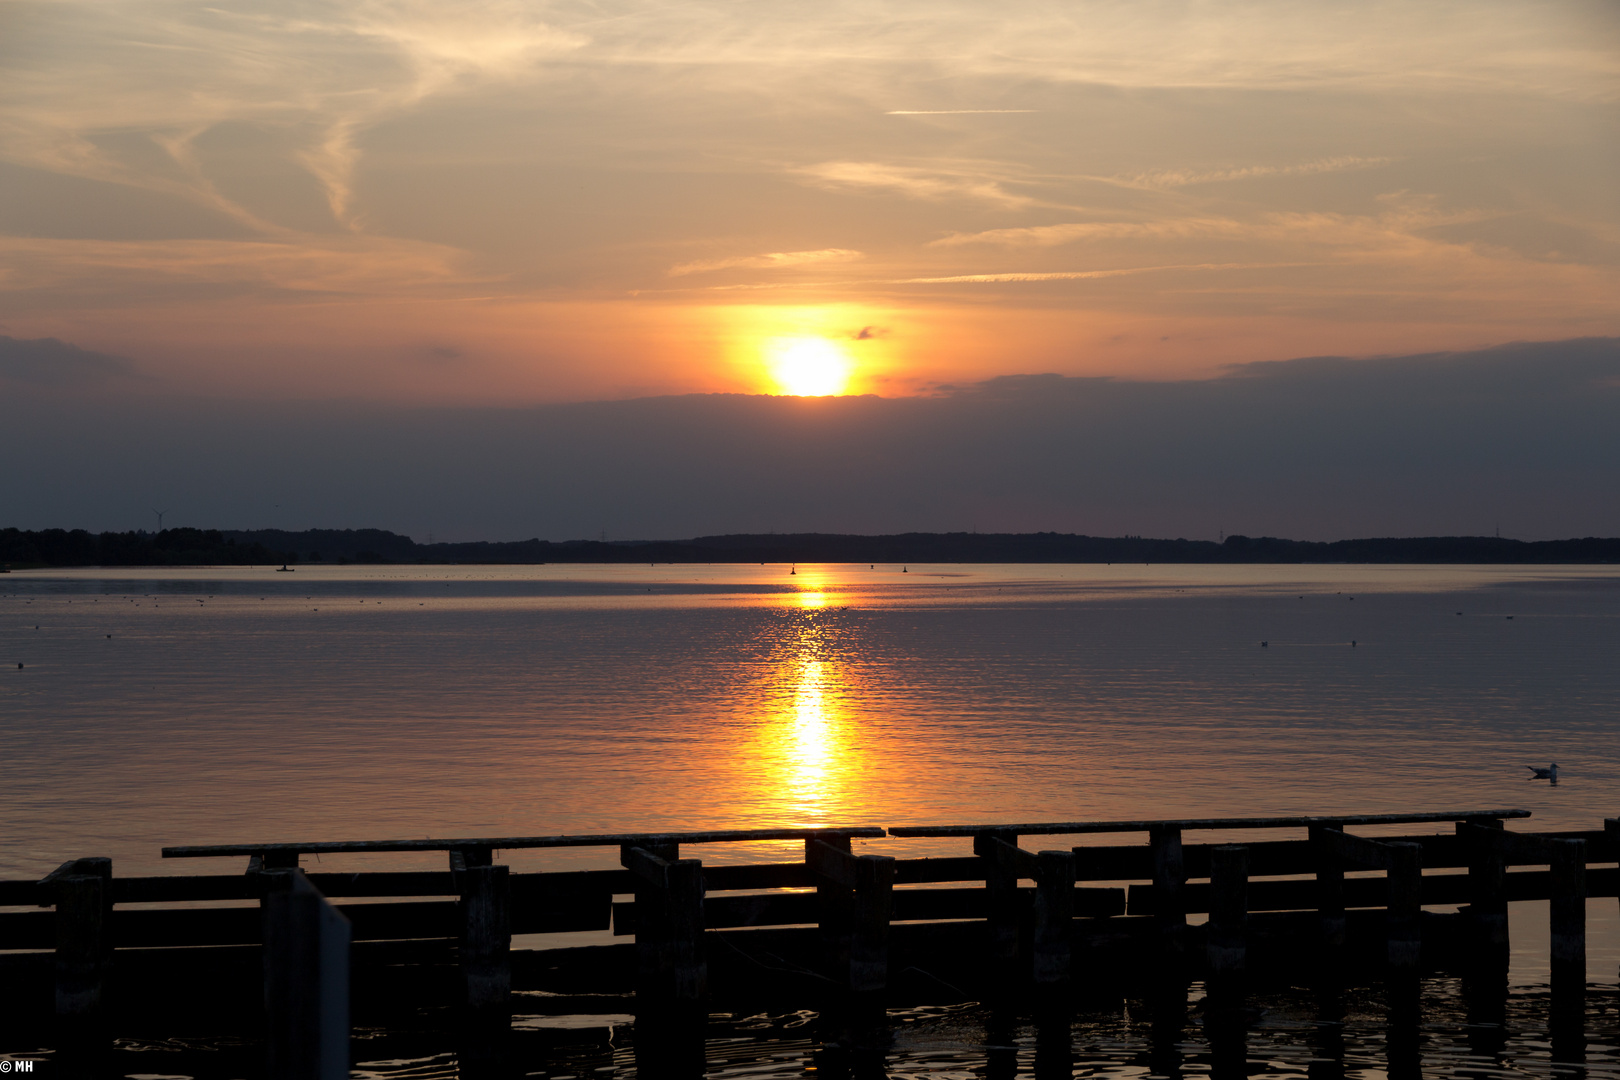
[4,526,1619,568]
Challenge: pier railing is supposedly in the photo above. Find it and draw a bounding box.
[5,811,1618,1071]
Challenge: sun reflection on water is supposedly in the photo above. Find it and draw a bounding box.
[749,589,860,826]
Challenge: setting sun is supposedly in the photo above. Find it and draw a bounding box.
[765,337,854,396]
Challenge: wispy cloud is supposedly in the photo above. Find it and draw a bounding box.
[933,219,1249,247]
[0,235,474,295]
[1121,156,1395,190]
[899,263,1300,284]
[668,248,863,276]
[0,0,586,231]
[800,161,1033,208]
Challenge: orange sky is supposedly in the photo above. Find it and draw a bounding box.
[2,0,1618,403]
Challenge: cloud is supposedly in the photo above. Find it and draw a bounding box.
[5,336,1616,542]
[0,235,474,296]
[0,336,142,386]
[1121,156,1396,190]
[899,263,1298,284]
[800,162,1033,208]
[932,219,1250,247]
[0,0,586,230]
[668,249,863,277]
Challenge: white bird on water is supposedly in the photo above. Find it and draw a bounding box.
[1527,763,1559,780]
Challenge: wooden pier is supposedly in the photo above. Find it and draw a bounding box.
[2,810,1617,1075]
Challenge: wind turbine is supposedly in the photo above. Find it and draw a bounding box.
[152,508,170,532]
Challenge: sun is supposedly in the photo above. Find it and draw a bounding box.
[765,337,854,396]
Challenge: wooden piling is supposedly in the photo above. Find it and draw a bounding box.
[1385,842,1422,972]
[665,858,707,1002]
[1032,849,1074,986]
[1458,820,1508,954]
[262,871,350,1080]
[849,854,894,994]
[1308,826,1345,948]
[808,836,854,984]
[1207,845,1248,977]
[458,864,511,1012]
[1548,838,1586,988]
[622,842,679,999]
[808,837,894,994]
[53,857,112,1071]
[974,830,1022,970]
[1149,826,1186,952]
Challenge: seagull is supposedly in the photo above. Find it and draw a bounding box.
[1527,763,1559,780]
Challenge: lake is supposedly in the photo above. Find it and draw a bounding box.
[3,562,1618,1073]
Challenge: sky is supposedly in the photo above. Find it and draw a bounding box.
[2,0,1618,537]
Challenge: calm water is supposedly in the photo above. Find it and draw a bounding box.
[3,563,1618,1073]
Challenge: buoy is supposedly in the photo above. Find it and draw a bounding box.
[902,567,908,573]
[1261,641,1268,647]
[16,663,21,669]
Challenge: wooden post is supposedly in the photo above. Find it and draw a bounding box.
[1549,838,1586,990]
[263,871,350,1080]
[1608,819,1619,935]
[1459,820,1508,954]
[1309,826,1345,948]
[975,830,1022,971]
[1207,845,1248,978]
[849,855,895,995]
[459,864,511,1012]
[1149,826,1186,953]
[809,838,894,994]
[1032,850,1074,986]
[622,842,678,999]
[1385,842,1422,972]
[665,858,707,1003]
[809,836,854,984]
[53,857,112,1072]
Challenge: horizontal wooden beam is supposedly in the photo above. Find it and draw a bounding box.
[613,883,1128,934]
[1126,865,1619,915]
[805,838,860,887]
[163,826,886,859]
[888,810,1528,838]
[1314,828,1402,870]
[973,834,1039,877]
[4,865,1615,951]
[620,845,674,887]
[1459,822,1609,864]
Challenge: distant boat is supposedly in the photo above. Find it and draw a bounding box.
[276,564,294,572]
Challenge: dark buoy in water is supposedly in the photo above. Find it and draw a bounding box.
[790,565,796,575]
[1351,640,1357,647]
[16,663,21,668]
[106,634,112,639]
[902,566,908,573]
[1261,640,1268,647]
[1506,615,1514,620]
